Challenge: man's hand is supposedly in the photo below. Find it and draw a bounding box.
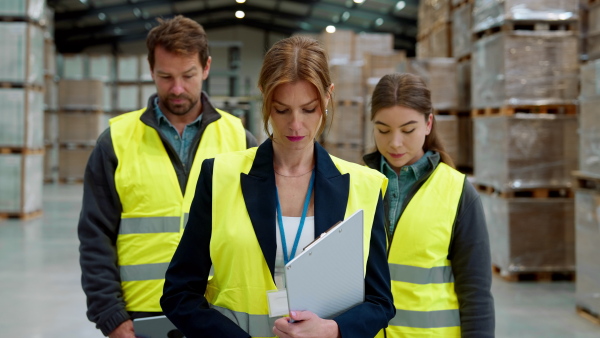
[273,311,340,338]
[108,320,136,338]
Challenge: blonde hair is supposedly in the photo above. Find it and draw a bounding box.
[258,35,334,138]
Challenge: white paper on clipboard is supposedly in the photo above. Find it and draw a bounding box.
[284,209,365,319]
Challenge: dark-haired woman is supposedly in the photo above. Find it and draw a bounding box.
[364,73,495,338]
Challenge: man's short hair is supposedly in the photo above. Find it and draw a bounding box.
[146,15,209,70]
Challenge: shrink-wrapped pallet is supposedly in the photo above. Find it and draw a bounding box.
[418,0,451,37]
[139,54,152,81]
[575,190,600,316]
[329,63,363,102]
[435,115,459,163]
[452,2,472,59]
[44,39,56,77]
[116,84,140,112]
[324,102,364,145]
[429,23,452,57]
[0,153,43,214]
[457,60,471,112]
[140,84,155,107]
[474,115,577,190]
[457,116,474,169]
[0,88,44,149]
[354,33,394,61]
[406,58,458,111]
[319,30,355,64]
[59,54,85,80]
[117,55,140,82]
[579,98,600,176]
[0,0,46,22]
[471,31,579,108]
[58,112,109,145]
[472,0,579,33]
[44,111,57,144]
[44,76,57,111]
[362,52,406,79]
[59,147,93,181]
[58,79,106,111]
[0,22,44,85]
[44,143,57,182]
[480,193,574,273]
[89,55,115,82]
[580,59,600,99]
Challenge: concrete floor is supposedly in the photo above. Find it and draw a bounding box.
[1,184,599,337]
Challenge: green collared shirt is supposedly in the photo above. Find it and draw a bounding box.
[154,97,202,166]
[380,151,438,235]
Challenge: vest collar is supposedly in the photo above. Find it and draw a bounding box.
[241,139,350,277]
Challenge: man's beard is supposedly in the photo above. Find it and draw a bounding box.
[161,94,199,116]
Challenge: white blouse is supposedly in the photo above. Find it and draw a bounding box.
[274,215,315,290]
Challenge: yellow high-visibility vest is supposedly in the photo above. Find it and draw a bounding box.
[378,163,465,338]
[111,108,246,312]
[207,148,387,337]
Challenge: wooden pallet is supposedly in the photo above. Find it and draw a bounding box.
[474,20,578,40]
[0,209,43,221]
[471,104,577,117]
[59,177,85,184]
[456,54,472,63]
[0,82,44,91]
[434,109,470,116]
[573,171,600,191]
[59,142,97,150]
[475,183,573,198]
[334,99,364,107]
[0,148,45,155]
[576,305,600,325]
[493,265,575,282]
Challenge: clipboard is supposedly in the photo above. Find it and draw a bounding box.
[284,209,364,319]
[133,315,184,338]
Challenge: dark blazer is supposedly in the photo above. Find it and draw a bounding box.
[161,139,395,338]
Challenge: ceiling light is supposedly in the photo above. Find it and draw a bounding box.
[235,10,245,19]
[98,12,106,21]
[236,0,246,3]
[375,18,383,26]
[326,25,336,33]
[396,1,406,11]
[341,11,350,21]
[353,0,365,3]
[133,8,142,18]
[80,0,87,4]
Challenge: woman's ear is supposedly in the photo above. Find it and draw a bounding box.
[426,114,434,135]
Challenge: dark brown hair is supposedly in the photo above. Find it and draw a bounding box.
[258,35,333,138]
[146,15,209,70]
[370,73,455,167]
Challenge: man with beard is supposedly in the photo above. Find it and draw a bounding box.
[77,15,257,338]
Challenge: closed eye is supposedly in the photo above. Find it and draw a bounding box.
[303,108,316,113]
[403,129,415,134]
[275,108,288,114]
[377,129,389,134]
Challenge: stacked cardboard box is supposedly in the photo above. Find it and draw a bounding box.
[318,30,397,164]
[57,79,108,182]
[0,5,46,216]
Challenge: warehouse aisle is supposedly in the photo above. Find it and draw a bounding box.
[0,184,599,337]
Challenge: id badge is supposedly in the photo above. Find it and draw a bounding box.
[266,289,289,317]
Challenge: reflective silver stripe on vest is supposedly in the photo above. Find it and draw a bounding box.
[211,304,278,337]
[390,309,460,328]
[183,213,189,228]
[389,263,454,284]
[119,217,180,234]
[120,262,170,281]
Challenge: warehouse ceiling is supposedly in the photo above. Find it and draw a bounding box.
[48,0,418,54]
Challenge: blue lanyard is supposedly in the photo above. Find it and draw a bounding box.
[275,170,316,265]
